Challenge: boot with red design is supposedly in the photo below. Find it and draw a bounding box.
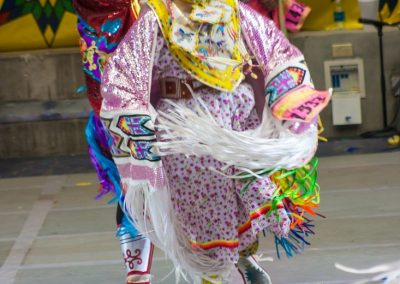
[119,232,154,284]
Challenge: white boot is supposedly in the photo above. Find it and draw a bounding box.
[119,232,154,284]
[237,256,272,284]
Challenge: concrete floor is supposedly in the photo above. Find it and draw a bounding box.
[0,152,399,284]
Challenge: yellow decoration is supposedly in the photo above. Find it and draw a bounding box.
[201,275,222,284]
[131,0,141,19]
[51,12,80,48]
[0,12,79,51]
[44,26,54,45]
[318,116,328,142]
[380,2,400,24]
[0,3,78,52]
[147,0,245,92]
[300,0,363,31]
[0,14,48,51]
[75,182,92,187]
[388,134,400,146]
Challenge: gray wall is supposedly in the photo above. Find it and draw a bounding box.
[0,28,399,158]
[0,48,85,103]
[290,28,400,138]
[0,49,88,159]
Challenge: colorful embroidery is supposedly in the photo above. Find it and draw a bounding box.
[117,115,154,137]
[271,85,331,122]
[237,203,285,235]
[102,118,130,158]
[190,239,239,250]
[190,5,223,23]
[147,0,245,92]
[266,66,306,107]
[271,158,321,257]
[210,0,233,23]
[78,17,120,81]
[108,131,130,158]
[127,139,160,161]
[103,115,159,161]
[171,23,197,52]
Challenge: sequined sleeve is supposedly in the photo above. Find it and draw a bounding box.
[240,3,330,125]
[99,8,166,187]
[239,3,302,79]
[100,7,159,113]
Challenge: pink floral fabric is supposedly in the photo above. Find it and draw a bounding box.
[154,32,289,262]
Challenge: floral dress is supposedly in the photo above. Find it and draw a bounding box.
[153,32,289,262]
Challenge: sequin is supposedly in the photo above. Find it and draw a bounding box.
[101,7,158,113]
[239,4,302,79]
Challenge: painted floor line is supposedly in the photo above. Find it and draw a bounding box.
[0,231,116,243]
[0,205,113,216]
[0,176,65,284]
[20,255,170,270]
[316,211,400,221]
[260,242,400,255]
[0,237,19,242]
[17,243,400,270]
[0,185,43,192]
[0,210,30,216]
[322,185,400,194]
[308,242,400,252]
[51,204,114,212]
[289,278,372,284]
[36,231,116,240]
[318,153,400,170]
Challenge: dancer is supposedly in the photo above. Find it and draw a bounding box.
[100,0,331,282]
[72,1,154,283]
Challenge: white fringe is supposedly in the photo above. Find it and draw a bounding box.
[335,261,400,283]
[123,179,235,283]
[154,97,318,173]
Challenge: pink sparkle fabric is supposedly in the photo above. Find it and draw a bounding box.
[240,4,303,79]
[101,6,157,113]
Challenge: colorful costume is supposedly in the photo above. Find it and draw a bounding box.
[100,0,330,282]
[72,1,154,283]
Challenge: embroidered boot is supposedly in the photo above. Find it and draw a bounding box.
[119,232,154,284]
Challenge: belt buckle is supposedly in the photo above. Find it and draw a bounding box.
[161,77,181,99]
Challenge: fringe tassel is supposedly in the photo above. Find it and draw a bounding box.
[86,112,116,200]
[123,179,236,283]
[85,112,138,236]
[155,97,318,173]
[247,158,321,258]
